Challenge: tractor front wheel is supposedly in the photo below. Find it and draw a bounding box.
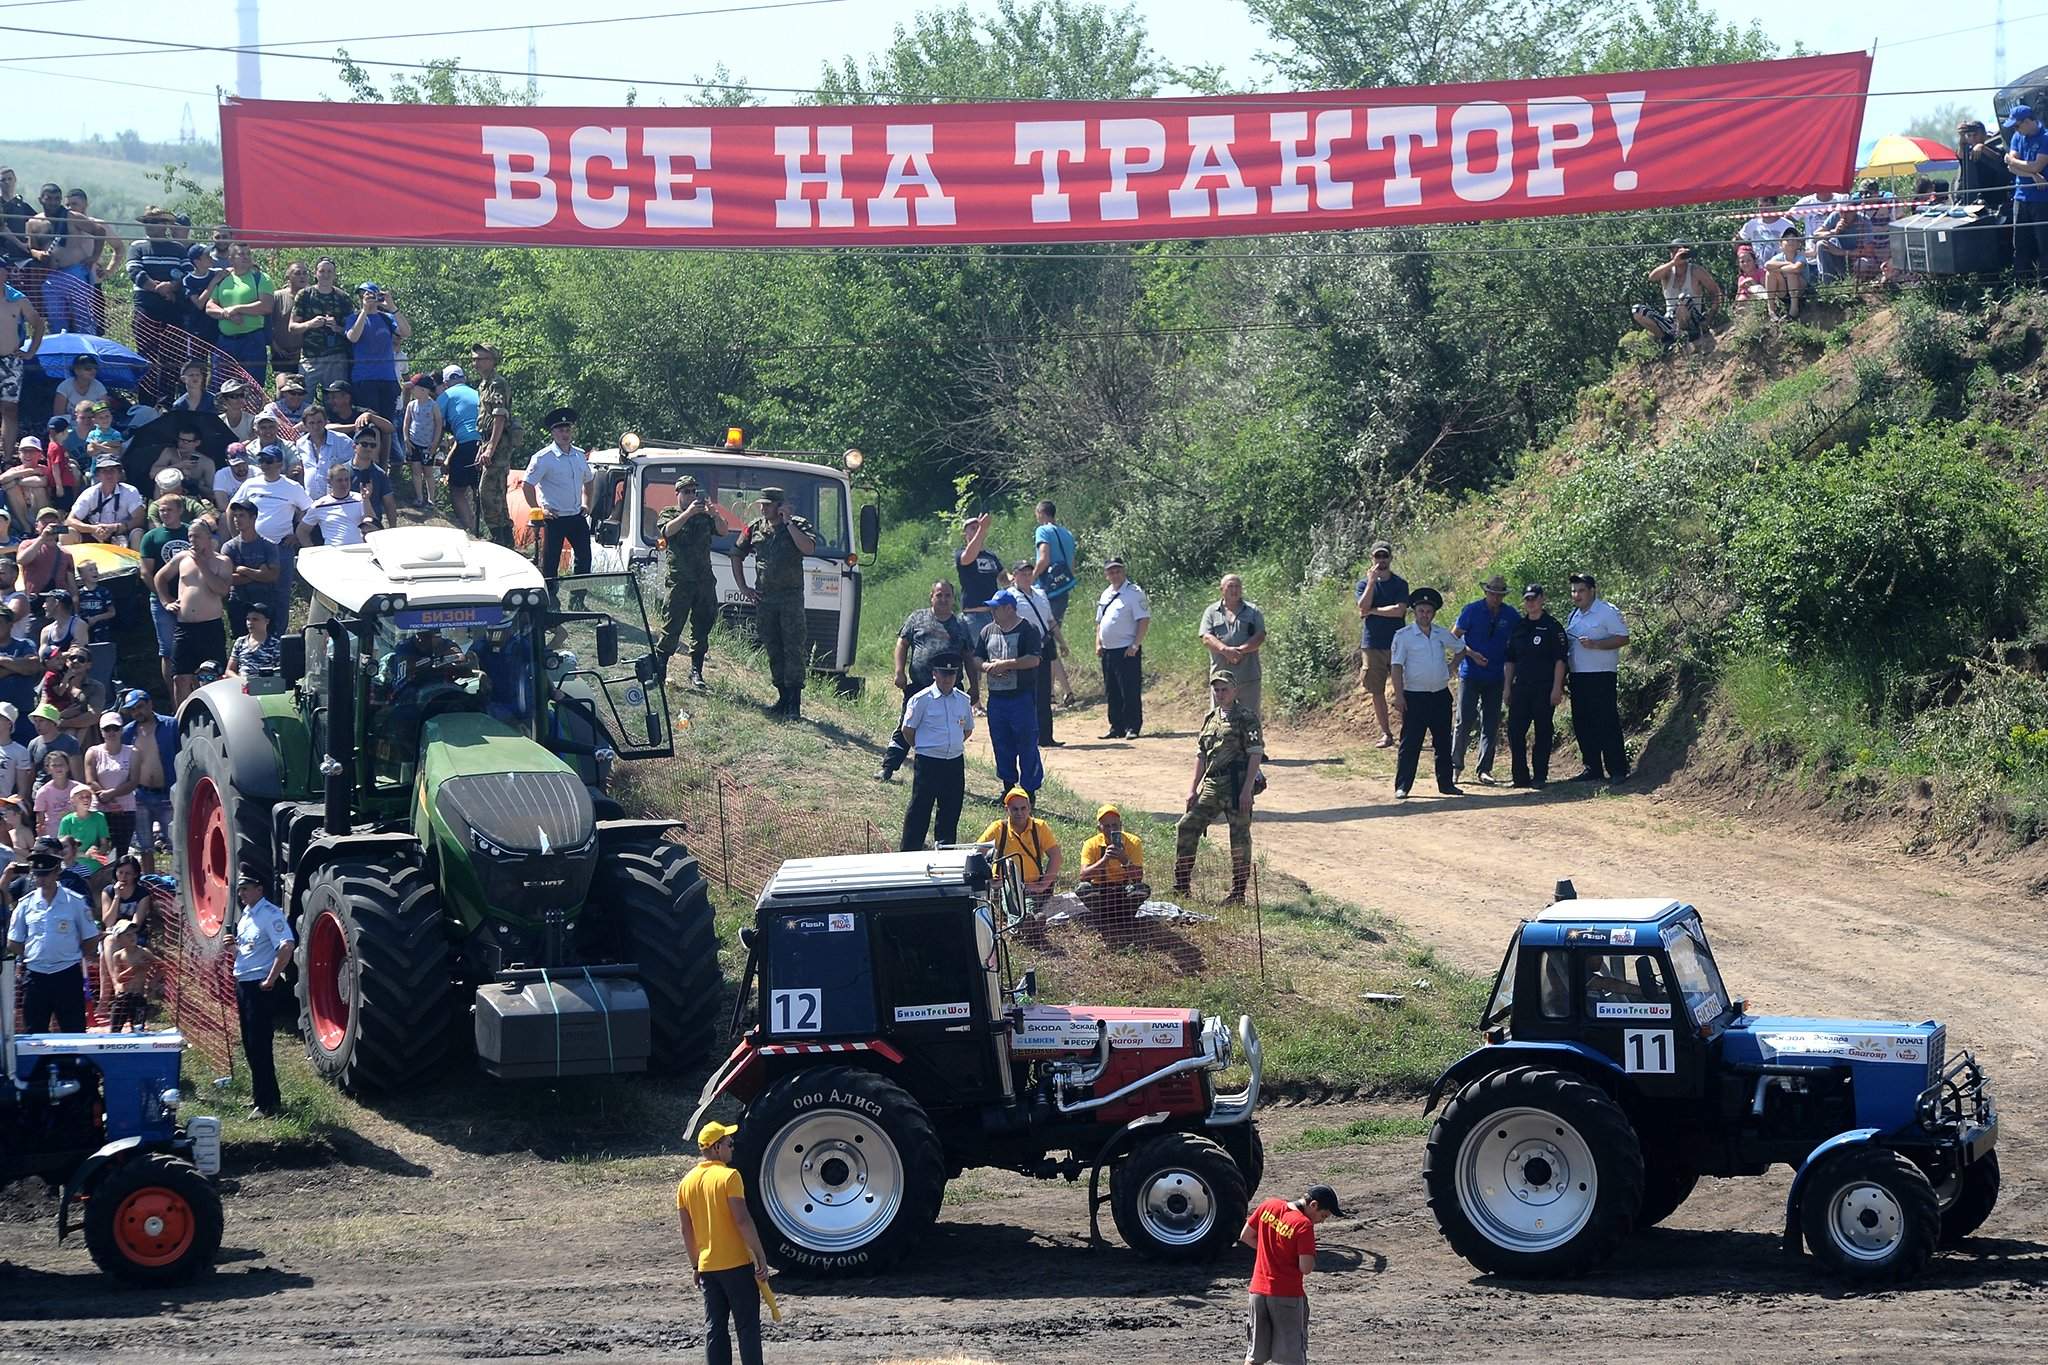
[1939,1151,2000,1246]
[736,1065,945,1275]
[295,857,458,1094]
[171,716,270,962]
[1110,1131,1250,1262]
[82,1152,223,1285]
[1424,1066,1644,1277]
[589,838,720,1072]
[1800,1146,1940,1282]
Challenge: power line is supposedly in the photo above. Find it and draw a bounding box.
[0,0,856,67]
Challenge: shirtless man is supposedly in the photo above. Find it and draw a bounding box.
[152,515,231,705]
[0,257,45,454]
[99,918,158,1032]
[57,190,109,333]
[23,183,87,335]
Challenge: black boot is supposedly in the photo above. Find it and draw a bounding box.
[768,687,790,719]
[783,686,801,721]
[689,650,708,691]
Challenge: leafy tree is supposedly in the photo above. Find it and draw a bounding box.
[334,52,534,107]
[1242,0,1624,88]
[816,0,1162,103]
[1902,102,1976,146]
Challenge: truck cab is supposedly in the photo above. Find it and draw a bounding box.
[571,435,879,685]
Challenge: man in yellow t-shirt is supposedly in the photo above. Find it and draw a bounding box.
[977,786,1060,905]
[1074,802,1150,922]
[677,1120,770,1365]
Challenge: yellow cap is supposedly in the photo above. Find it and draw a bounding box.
[1095,803,1120,821]
[697,1120,740,1149]
[1003,786,1032,805]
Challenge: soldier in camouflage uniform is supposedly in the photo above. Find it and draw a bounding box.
[1174,670,1263,905]
[470,343,513,547]
[653,473,719,691]
[730,486,817,719]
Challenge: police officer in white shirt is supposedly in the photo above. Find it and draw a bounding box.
[1388,586,1476,800]
[7,843,99,1031]
[897,653,976,852]
[524,407,593,583]
[1564,572,1631,783]
[1094,556,1151,740]
[232,863,296,1118]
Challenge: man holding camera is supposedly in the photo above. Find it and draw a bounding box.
[654,473,720,690]
[731,487,817,721]
[1076,803,1150,922]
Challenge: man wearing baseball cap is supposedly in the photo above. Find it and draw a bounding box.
[2004,104,2048,283]
[1239,1183,1340,1365]
[676,1119,770,1365]
[232,863,294,1118]
[6,838,98,1031]
[971,589,1044,802]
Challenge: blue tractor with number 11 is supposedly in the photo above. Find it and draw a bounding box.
[1421,885,1999,1283]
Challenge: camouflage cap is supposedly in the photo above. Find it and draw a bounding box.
[1209,670,1236,686]
[757,486,786,505]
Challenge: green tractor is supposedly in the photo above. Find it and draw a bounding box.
[171,526,720,1093]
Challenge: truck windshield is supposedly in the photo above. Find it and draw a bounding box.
[1662,917,1732,1028]
[638,461,852,558]
[1481,927,1521,1029]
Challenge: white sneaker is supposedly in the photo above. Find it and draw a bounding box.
[1393,788,1409,801]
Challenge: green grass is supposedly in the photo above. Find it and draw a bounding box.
[1277,1114,1433,1152]
[0,140,220,225]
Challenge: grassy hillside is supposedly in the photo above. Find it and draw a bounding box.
[0,138,220,223]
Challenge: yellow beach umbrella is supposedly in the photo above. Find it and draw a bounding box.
[62,541,142,578]
[1860,134,1960,179]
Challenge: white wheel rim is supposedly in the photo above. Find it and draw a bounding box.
[1455,1106,1600,1253]
[1827,1181,1906,1262]
[760,1110,905,1254]
[1136,1166,1218,1246]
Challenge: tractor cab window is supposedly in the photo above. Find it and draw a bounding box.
[637,462,854,558]
[1481,927,1521,1029]
[546,573,671,757]
[1663,919,1732,1028]
[364,609,533,788]
[1583,952,1669,1011]
[1538,951,1572,1019]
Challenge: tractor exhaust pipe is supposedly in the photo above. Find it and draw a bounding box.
[324,627,356,834]
[1554,878,1577,902]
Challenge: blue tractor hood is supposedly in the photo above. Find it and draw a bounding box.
[1722,1015,1945,1130]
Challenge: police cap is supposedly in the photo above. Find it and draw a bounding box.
[1408,586,1444,610]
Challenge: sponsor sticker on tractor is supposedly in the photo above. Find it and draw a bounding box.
[1595,1001,1672,1019]
[1106,1017,1185,1049]
[893,1002,972,1023]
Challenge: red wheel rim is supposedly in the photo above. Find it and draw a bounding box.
[111,1186,197,1268]
[307,907,352,1052]
[186,777,230,939]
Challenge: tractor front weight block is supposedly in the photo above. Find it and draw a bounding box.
[474,965,654,1079]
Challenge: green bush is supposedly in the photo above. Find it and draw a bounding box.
[1727,428,2044,683]
[1892,293,1973,397]
[1265,586,1350,716]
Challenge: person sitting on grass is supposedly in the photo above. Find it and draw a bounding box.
[1629,242,1723,348]
[1765,224,1809,320]
[99,917,157,1032]
[1074,802,1150,924]
[227,597,281,677]
[977,787,1060,910]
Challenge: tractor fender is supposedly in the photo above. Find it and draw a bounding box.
[1423,1042,1624,1115]
[180,680,285,800]
[1783,1127,1884,1253]
[56,1135,171,1243]
[288,833,422,920]
[685,1037,905,1138]
[595,818,688,849]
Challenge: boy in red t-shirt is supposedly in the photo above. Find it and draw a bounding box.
[1239,1183,1340,1365]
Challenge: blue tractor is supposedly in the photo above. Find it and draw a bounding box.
[1422,886,1999,1283]
[3,956,224,1283]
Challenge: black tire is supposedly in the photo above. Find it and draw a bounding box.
[1939,1152,2001,1246]
[589,839,721,1073]
[1637,1146,1700,1229]
[295,856,458,1094]
[1424,1067,1644,1277]
[171,715,271,963]
[1110,1131,1250,1263]
[1218,1121,1266,1196]
[735,1065,945,1276]
[1799,1145,1940,1283]
[83,1152,224,1286]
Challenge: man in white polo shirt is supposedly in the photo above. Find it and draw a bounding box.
[1388,586,1476,801]
[1564,572,1631,783]
[1094,556,1151,740]
[896,652,975,852]
[7,842,98,1031]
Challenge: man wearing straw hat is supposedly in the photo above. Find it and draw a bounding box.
[678,1119,771,1365]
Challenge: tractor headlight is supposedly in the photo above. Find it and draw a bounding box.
[368,592,409,615]
[472,828,514,860]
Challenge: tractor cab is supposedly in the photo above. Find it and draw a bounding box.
[1480,896,1733,1098]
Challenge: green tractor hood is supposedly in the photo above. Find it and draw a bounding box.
[415,712,600,934]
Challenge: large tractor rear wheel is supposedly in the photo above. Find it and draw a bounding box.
[295,857,458,1094]
[1110,1131,1250,1263]
[590,839,720,1072]
[83,1152,223,1286]
[1424,1066,1644,1277]
[172,716,271,962]
[736,1065,946,1276]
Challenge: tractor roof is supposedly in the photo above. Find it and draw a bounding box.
[759,848,992,908]
[298,526,545,613]
[1535,897,1688,923]
[587,444,847,482]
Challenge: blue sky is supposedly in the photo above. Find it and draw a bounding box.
[0,0,2038,149]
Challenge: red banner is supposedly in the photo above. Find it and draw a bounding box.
[222,52,1869,249]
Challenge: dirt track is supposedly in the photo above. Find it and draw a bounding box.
[3,704,2045,1362]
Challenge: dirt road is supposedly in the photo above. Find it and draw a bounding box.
[3,704,2043,1362]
